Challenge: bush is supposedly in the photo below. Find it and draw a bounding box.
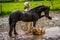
[0,11,11,16]
[34,0,44,1]
[46,0,53,1]
[1,1,60,16]
[51,7,60,11]
[28,0,44,1]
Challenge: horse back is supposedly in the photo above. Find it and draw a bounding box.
[9,10,23,21]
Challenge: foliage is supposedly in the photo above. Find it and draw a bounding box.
[1,1,60,16]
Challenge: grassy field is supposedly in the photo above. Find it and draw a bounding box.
[1,1,60,15]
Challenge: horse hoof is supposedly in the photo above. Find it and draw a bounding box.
[9,34,12,37]
[14,33,18,36]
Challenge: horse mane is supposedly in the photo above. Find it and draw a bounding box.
[28,5,45,12]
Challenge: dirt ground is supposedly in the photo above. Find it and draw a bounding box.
[0,11,60,40]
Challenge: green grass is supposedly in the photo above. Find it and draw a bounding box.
[1,1,60,16]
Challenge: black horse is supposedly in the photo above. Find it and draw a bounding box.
[9,5,52,37]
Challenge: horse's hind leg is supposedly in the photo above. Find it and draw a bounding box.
[9,21,17,37]
[9,24,13,37]
[14,22,18,36]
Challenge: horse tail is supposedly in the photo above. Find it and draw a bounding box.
[9,15,12,26]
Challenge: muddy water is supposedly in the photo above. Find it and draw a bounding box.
[0,12,60,40]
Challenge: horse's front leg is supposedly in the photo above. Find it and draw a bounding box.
[31,21,36,31]
[33,21,36,27]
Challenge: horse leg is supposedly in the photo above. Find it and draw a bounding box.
[31,21,36,31]
[33,21,36,27]
[13,22,18,36]
[9,23,14,37]
[9,21,17,37]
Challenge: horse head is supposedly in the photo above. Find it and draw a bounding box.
[37,5,52,20]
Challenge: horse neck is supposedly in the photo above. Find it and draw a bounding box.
[37,10,43,17]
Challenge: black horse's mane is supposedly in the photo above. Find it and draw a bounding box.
[12,5,46,14]
[28,5,45,12]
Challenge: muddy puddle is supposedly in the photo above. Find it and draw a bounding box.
[0,12,60,40]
